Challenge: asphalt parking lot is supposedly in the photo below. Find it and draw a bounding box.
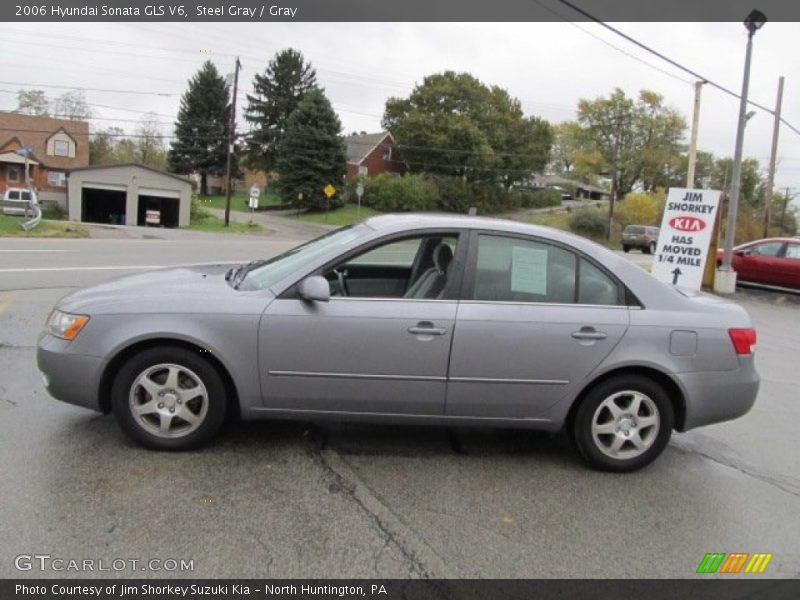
[1,236,799,579]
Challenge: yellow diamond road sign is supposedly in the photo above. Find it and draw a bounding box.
[323,184,336,198]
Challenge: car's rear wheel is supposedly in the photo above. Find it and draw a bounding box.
[622,245,631,253]
[112,346,227,450]
[572,375,673,472]
[647,241,656,254]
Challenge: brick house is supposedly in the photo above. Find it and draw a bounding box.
[344,131,406,180]
[0,113,90,207]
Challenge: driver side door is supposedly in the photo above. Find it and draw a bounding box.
[258,231,464,416]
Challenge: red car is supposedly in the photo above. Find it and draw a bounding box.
[716,237,800,290]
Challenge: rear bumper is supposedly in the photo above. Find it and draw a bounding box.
[37,334,104,412]
[677,357,759,431]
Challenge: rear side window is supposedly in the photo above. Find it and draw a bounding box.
[625,226,644,235]
[471,235,577,304]
[8,190,20,200]
[470,234,623,306]
[21,191,32,201]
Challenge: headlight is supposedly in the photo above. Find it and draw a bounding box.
[47,310,90,340]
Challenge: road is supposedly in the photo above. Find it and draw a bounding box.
[1,234,798,579]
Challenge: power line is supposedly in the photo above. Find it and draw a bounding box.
[0,80,177,97]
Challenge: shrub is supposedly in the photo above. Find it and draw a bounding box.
[41,202,66,220]
[569,208,608,238]
[362,174,439,212]
[514,188,562,209]
[190,199,211,222]
[434,177,520,214]
[615,190,664,229]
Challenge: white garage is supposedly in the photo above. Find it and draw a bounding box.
[67,163,192,228]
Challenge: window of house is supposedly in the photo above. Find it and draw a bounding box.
[382,146,392,160]
[47,171,66,187]
[7,165,21,182]
[53,140,70,157]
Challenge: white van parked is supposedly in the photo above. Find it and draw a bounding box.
[2,188,39,216]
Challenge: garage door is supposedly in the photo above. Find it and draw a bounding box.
[139,187,180,199]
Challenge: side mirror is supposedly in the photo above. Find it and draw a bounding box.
[297,275,330,302]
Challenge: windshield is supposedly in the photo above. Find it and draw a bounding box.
[237,224,368,291]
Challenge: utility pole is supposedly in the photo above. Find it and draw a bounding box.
[224,56,241,227]
[686,80,706,188]
[763,75,784,238]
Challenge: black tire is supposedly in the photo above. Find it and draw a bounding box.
[572,375,673,472]
[622,246,631,253]
[647,241,656,254]
[112,346,227,450]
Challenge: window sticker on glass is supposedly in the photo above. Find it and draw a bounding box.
[511,246,548,295]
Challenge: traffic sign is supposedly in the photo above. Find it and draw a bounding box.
[15,147,33,156]
[651,187,721,290]
[249,185,260,199]
[323,183,336,199]
[355,182,364,199]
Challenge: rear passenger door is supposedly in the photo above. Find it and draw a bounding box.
[446,232,630,419]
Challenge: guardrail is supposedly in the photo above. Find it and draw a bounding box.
[0,199,42,231]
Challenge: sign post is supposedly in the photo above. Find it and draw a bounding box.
[248,185,260,224]
[651,188,721,291]
[355,181,364,219]
[323,183,336,223]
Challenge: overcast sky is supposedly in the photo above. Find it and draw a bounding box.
[2,21,799,199]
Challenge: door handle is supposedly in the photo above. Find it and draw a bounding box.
[408,322,447,336]
[571,327,607,340]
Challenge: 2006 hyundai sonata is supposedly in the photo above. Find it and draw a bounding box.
[37,214,759,471]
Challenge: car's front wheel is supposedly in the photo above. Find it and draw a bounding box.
[111,346,227,450]
[647,241,656,254]
[622,245,631,253]
[572,375,673,472]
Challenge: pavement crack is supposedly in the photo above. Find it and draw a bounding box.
[671,443,800,498]
[301,426,451,580]
[246,528,274,575]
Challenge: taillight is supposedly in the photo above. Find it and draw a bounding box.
[729,328,757,355]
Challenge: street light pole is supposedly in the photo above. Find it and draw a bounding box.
[763,75,784,238]
[224,57,241,228]
[716,10,766,293]
[686,80,706,188]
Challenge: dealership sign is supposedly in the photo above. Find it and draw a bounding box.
[651,188,721,291]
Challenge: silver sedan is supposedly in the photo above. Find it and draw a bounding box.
[37,214,759,471]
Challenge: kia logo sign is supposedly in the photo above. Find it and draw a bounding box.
[669,216,706,232]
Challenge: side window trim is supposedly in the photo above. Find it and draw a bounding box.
[461,229,628,306]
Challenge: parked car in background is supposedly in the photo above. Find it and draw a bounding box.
[716,237,800,291]
[2,187,38,216]
[622,225,660,254]
[38,214,759,472]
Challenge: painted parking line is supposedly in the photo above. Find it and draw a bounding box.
[0,292,15,314]
[0,261,243,273]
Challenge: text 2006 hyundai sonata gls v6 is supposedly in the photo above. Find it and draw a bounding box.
[37,214,759,471]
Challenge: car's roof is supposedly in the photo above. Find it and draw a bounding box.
[363,212,576,238]
[740,237,799,245]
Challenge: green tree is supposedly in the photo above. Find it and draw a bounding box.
[382,71,552,185]
[168,61,231,196]
[89,127,124,164]
[576,88,685,199]
[550,121,585,174]
[244,48,317,174]
[16,89,49,116]
[136,114,167,170]
[277,89,345,210]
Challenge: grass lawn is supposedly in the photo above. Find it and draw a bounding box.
[196,193,284,212]
[0,214,88,238]
[293,203,382,227]
[185,206,263,233]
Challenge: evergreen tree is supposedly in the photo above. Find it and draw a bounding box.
[244,48,317,173]
[277,89,345,210]
[168,61,231,196]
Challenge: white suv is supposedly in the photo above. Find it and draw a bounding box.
[2,188,39,216]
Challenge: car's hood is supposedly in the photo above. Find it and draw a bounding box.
[57,263,274,315]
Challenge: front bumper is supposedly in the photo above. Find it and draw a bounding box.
[677,356,760,431]
[37,334,104,412]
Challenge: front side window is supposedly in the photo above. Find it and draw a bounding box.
[325,234,459,299]
[53,140,70,156]
[747,242,783,257]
